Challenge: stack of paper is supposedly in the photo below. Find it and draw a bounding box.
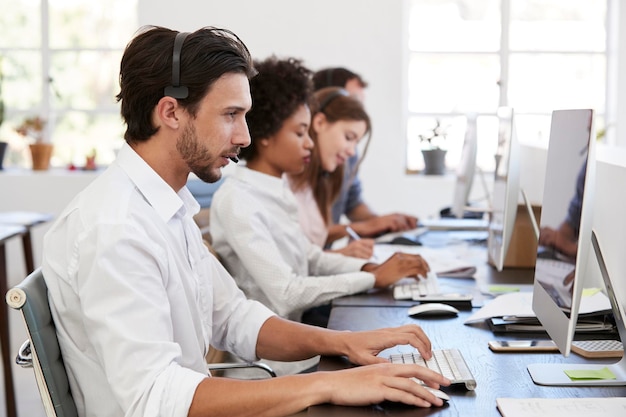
[464,291,612,325]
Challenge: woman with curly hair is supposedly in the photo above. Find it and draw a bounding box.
[210,57,431,374]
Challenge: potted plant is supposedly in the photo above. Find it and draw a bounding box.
[419,119,448,175]
[16,115,53,170]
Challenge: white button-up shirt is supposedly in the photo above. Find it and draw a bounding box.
[210,166,375,321]
[42,144,275,417]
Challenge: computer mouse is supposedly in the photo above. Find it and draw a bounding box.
[410,378,450,402]
[389,235,422,246]
[407,303,459,317]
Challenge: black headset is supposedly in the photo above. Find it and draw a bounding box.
[164,32,190,99]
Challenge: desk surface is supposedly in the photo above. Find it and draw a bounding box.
[308,306,626,417]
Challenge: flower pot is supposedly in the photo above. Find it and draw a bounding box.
[0,141,7,170]
[421,148,447,175]
[29,143,54,171]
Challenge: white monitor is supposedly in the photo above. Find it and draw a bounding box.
[526,109,611,385]
[450,114,478,218]
[487,107,521,271]
[528,147,626,386]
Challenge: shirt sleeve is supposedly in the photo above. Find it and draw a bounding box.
[74,220,208,417]
[212,187,375,319]
[208,252,276,360]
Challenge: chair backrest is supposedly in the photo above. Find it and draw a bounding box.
[6,268,78,417]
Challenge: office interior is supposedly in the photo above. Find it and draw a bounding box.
[2,1,626,416]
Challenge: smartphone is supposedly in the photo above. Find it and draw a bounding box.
[488,340,559,352]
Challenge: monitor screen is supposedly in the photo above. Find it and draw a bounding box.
[450,114,478,218]
[528,140,626,387]
[531,109,596,357]
[487,107,521,271]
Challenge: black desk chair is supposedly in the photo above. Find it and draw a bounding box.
[6,268,78,417]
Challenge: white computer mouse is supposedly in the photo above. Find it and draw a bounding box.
[410,378,450,402]
[407,303,459,317]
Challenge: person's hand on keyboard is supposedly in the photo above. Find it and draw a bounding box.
[322,363,450,408]
[339,323,434,364]
[362,252,430,287]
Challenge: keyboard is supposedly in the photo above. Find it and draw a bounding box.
[389,349,477,390]
[393,272,473,302]
[571,340,624,358]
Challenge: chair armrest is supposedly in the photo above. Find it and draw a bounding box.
[207,361,276,378]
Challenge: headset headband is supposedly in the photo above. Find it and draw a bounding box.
[318,88,350,112]
[164,32,190,99]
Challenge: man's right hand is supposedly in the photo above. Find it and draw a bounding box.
[320,363,450,408]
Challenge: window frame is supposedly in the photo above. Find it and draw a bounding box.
[405,0,615,174]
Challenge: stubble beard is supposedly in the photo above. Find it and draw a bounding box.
[177,122,222,184]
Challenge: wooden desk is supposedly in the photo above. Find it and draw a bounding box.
[0,224,26,417]
[308,306,626,417]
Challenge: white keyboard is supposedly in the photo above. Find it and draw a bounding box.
[393,272,473,302]
[389,349,477,390]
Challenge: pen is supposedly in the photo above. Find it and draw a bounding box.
[345,226,361,240]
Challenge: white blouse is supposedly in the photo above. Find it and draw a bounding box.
[211,166,375,323]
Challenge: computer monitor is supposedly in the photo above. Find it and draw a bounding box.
[450,113,478,218]
[526,109,618,385]
[487,107,521,271]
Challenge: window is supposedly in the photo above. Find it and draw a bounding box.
[0,0,137,168]
[406,0,610,172]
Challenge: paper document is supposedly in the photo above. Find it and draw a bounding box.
[496,397,626,417]
[464,290,612,324]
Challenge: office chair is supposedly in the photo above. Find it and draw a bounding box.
[7,268,274,416]
[5,268,78,417]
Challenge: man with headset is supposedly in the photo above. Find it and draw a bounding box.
[42,26,448,417]
[313,67,419,241]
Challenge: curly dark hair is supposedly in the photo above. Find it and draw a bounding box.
[241,56,313,161]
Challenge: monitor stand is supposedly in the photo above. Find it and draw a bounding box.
[528,231,626,386]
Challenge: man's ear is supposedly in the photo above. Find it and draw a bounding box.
[155,96,183,130]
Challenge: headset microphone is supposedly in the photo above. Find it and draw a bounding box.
[229,156,239,163]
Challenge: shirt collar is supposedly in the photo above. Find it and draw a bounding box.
[116,143,199,222]
[232,165,292,197]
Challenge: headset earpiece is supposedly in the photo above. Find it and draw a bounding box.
[164,32,190,99]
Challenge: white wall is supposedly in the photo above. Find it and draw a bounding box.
[138,0,438,217]
[139,0,626,219]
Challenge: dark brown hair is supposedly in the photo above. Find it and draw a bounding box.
[116,25,256,143]
[312,67,368,91]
